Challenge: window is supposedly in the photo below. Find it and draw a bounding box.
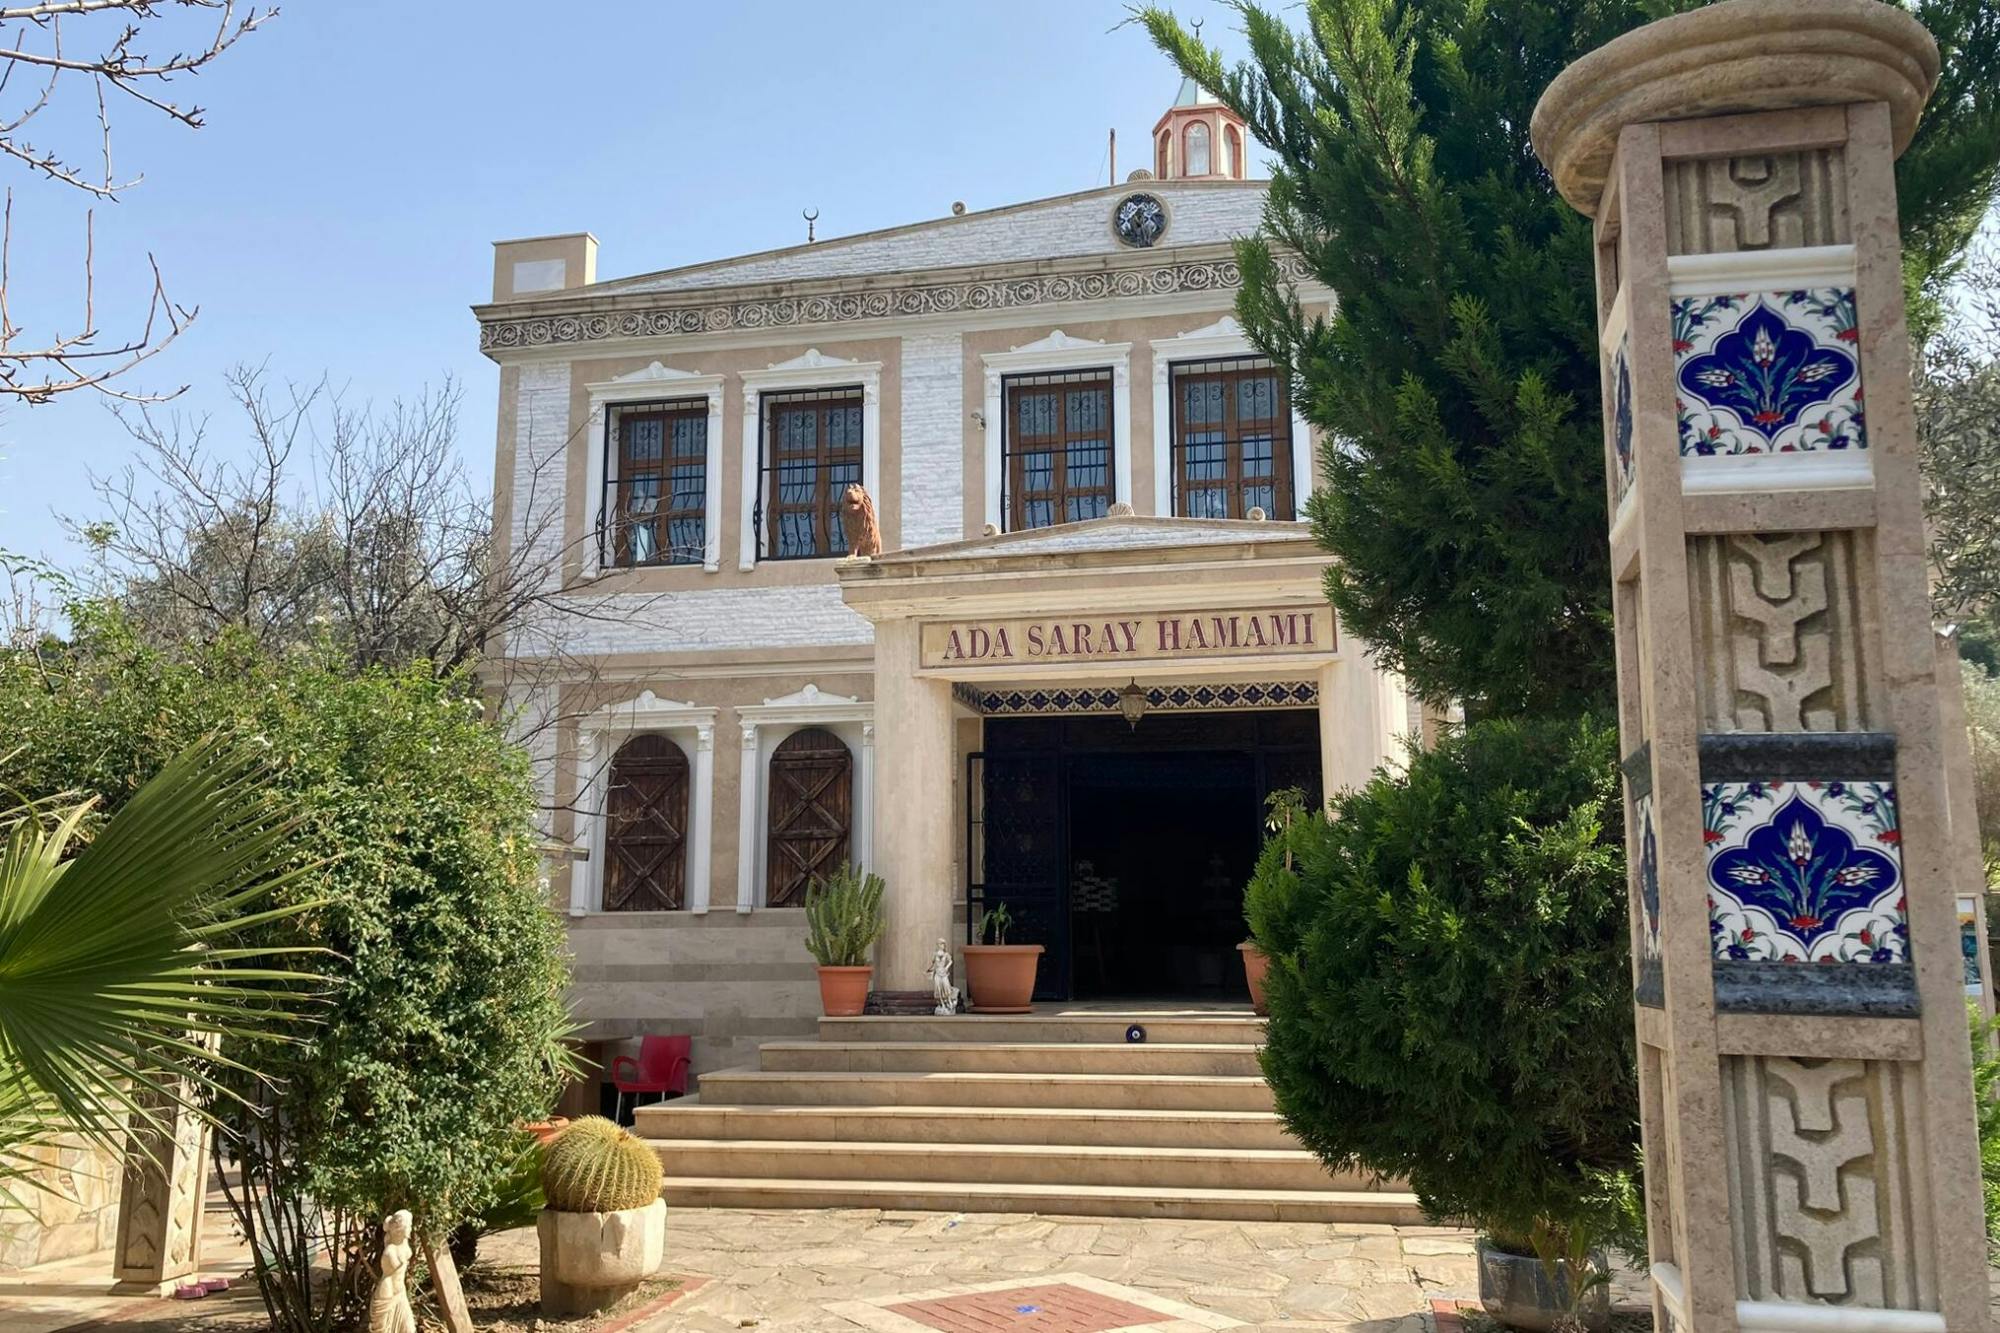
[1224,125,1241,179]
[1185,122,1211,176]
[1003,371,1115,531]
[758,388,863,559]
[604,400,706,567]
[766,728,852,907]
[603,734,689,911]
[1156,129,1171,177]
[1171,357,1295,520]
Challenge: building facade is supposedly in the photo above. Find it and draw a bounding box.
[474,84,1415,1076]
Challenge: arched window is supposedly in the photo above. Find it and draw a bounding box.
[1156,129,1171,177]
[1223,125,1241,179]
[1185,122,1211,177]
[767,728,853,907]
[604,734,689,911]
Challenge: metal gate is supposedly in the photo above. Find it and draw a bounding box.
[965,750,1068,1001]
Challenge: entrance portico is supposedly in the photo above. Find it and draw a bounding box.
[838,514,1411,991]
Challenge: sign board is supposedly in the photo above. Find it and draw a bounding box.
[919,605,1335,670]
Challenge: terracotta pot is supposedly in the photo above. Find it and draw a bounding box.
[816,965,873,1016]
[1239,941,1271,1015]
[963,944,1044,1013]
[521,1116,571,1146]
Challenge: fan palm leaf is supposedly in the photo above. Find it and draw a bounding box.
[0,736,328,1204]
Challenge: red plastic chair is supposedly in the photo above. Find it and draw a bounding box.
[610,1035,691,1124]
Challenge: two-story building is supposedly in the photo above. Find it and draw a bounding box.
[474,82,1415,1079]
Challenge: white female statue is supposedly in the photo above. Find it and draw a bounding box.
[369,1209,417,1333]
[927,938,959,1015]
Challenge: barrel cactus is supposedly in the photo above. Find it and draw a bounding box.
[539,1116,663,1213]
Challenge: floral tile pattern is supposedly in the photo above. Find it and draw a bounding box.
[1611,331,1634,499]
[1703,779,1905,964]
[1673,288,1864,456]
[1636,790,1661,962]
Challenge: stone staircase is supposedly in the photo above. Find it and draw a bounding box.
[631,1008,1424,1222]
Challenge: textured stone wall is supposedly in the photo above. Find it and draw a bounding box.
[0,1135,123,1272]
[897,332,965,549]
[566,909,821,1077]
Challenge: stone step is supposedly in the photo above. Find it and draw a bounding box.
[759,1040,1262,1077]
[647,1138,1384,1192]
[632,1100,1298,1150]
[816,1013,1266,1046]
[692,1068,1275,1112]
[657,1175,1427,1224]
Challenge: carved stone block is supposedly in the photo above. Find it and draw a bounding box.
[1721,1055,1938,1309]
[1689,531,1879,733]
[1664,150,1851,255]
[111,1090,210,1292]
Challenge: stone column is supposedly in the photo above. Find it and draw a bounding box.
[870,617,958,990]
[111,1090,209,1294]
[1533,2,1988,1329]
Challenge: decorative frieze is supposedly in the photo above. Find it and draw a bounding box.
[1662,149,1851,255]
[479,255,1312,352]
[1687,531,1878,734]
[952,680,1317,716]
[1721,1054,1937,1310]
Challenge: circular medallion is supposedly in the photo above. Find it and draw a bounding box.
[1112,193,1168,249]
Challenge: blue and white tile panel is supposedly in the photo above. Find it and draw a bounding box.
[1667,245,1870,494]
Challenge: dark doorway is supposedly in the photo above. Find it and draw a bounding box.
[969,708,1319,1001]
[1068,750,1259,999]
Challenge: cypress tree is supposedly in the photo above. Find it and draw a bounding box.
[1139,0,2000,718]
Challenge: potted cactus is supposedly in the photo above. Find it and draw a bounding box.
[803,863,886,1016]
[962,902,1044,1013]
[536,1116,665,1315]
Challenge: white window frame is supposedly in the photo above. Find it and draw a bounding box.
[1150,316,1312,519]
[734,684,874,912]
[583,362,725,575]
[572,691,719,916]
[738,350,882,570]
[981,330,1133,532]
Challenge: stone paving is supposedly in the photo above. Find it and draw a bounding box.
[597,1207,1655,1333]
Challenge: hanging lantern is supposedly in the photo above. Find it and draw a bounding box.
[1117,679,1147,730]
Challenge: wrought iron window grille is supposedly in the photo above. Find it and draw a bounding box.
[1168,356,1295,521]
[600,398,709,569]
[752,386,865,562]
[1000,368,1116,532]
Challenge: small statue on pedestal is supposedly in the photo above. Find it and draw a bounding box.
[927,938,960,1015]
[369,1210,417,1333]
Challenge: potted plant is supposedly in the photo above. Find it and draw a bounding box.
[536,1116,665,1316]
[1477,1218,1613,1333]
[962,903,1043,1013]
[1241,788,1310,1014]
[804,863,886,1016]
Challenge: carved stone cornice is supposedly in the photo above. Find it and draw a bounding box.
[478,252,1314,355]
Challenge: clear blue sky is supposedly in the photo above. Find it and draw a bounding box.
[0,0,1248,567]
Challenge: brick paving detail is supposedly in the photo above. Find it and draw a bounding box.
[889,1283,1165,1333]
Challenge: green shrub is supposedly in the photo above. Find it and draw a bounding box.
[1252,714,1639,1253]
[803,864,886,967]
[0,605,574,1328]
[540,1117,663,1213]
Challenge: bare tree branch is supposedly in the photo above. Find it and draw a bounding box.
[0,1,272,404]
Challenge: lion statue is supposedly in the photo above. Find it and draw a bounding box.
[840,483,881,559]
